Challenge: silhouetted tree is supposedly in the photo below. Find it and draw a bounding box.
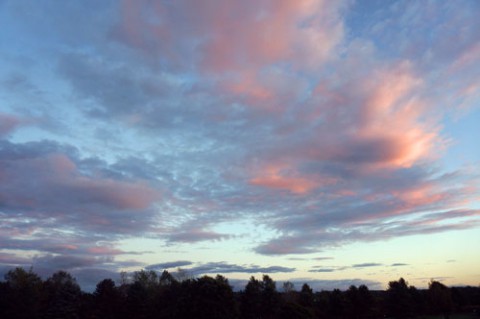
[282,281,296,303]
[299,283,314,308]
[344,284,374,319]
[428,280,453,319]
[3,268,480,319]
[278,301,314,319]
[2,267,43,319]
[0,281,10,319]
[358,284,374,318]
[261,275,281,319]
[133,269,158,291]
[159,269,176,286]
[241,276,262,319]
[385,278,415,318]
[124,280,149,319]
[240,275,280,319]
[409,284,427,316]
[328,289,345,318]
[175,275,238,319]
[43,270,82,319]
[313,291,330,319]
[151,270,179,319]
[345,285,360,319]
[93,278,122,319]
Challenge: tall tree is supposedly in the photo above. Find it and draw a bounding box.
[345,285,360,319]
[357,284,374,318]
[428,280,453,319]
[43,271,82,319]
[299,283,314,308]
[385,278,414,318]
[241,276,263,319]
[328,289,345,319]
[175,275,238,319]
[261,275,281,319]
[3,267,43,319]
[345,284,373,319]
[93,278,123,319]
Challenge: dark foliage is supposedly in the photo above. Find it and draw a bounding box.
[0,269,479,319]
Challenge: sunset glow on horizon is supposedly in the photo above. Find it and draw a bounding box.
[1,0,479,291]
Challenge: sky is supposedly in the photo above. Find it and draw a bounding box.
[0,0,479,292]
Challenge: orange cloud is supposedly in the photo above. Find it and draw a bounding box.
[250,163,327,194]
[354,63,442,168]
[250,175,317,194]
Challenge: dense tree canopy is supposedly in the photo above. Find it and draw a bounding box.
[0,269,479,319]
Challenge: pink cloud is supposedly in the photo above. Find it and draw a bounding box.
[72,178,159,211]
[116,0,346,109]
[0,113,23,137]
[6,153,159,211]
[247,62,444,196]
[0,142,161,236]
[250,175,316,195]
[86,246,124,256]
[198,0,344,71]
[249,163,334,194]
[450,42,480,72]
[342,63,441,168]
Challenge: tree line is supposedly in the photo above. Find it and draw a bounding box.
[0,267,479,319]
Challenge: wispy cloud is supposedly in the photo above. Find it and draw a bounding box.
[352,263,383,268]
[178,262,296,276]
[309,268,337,273]
[146,261,194,270]
[391,263,409,267]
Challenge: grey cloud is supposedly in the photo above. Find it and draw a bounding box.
[0,139,161,237]
[146,261,193,270]
[179,262,295,276]
[32,255,99,270]
[254,206,480,255]
[254,236,319,255]
[309,268,336,273]
[167,231,230,243]
[288,256,334,261]
[352,263,383,268]
[313,257,334,261]
[391,263,409,267]
[0,252,31,266]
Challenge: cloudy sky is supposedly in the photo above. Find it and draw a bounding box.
[1,0,479,291]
